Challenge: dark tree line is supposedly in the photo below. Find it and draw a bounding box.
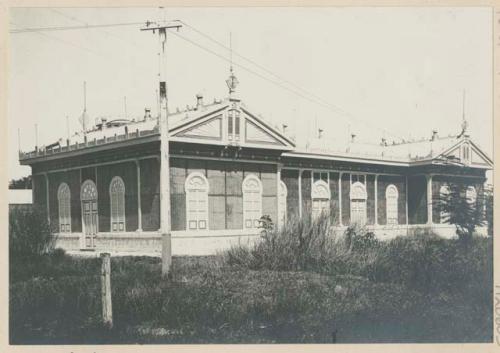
[9,175,32,190]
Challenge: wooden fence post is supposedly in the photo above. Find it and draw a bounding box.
[100,252,113,329]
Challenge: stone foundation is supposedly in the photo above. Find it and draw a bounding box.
[56,224,489,257]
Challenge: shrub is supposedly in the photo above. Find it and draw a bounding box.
[9,206,55,260]
[344,224,379,253]
[436,182,485,242]
[224,212,343,272]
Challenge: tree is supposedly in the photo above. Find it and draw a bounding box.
[437,182,485,242]
[9,175,32,189]
[484,185,493,236]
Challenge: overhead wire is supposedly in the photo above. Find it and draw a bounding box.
[180,20,404,139]
[168,26,403,139]
[10,15,404,139]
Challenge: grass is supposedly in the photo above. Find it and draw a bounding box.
[9,216,493,344]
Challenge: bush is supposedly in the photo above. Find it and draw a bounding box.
[9,206,55,259]
[224,212,344,272]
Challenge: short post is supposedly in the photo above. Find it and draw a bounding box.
[100,253,113,329]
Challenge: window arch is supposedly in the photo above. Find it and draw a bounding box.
[439,184,450,223]
[243,174,262,229]
[57,183,71,233]
[109,176,126,232]
[81,179,98,201]
[278,180,288,226]
[312,180,330,219]
[350,181,367,224]
[385,184,399,225]
[185,172,209,230]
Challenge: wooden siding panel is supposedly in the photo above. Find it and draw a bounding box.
[209,195,226,230]
[329,172,340,224]
[408,175,427,225]
[366,175,375,225]
[261,164,277,196]
[301,170,312,216]
[187,159,206,176]
[263,196,277,224]
[341,174,350,225]
[207,162,226,196]
[170,193,186,231]
[282,169,299,220]
[226,166,243,196]
[226,195,243,229]
[140,158,160,231]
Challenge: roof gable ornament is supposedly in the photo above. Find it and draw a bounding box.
[457,90,469,139]
[225,32,239,100]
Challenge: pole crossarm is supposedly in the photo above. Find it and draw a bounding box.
[140,20,182,33]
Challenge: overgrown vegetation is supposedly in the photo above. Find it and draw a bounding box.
[9,212,493,344]
[436,182,485,242]
[9,206,55,260]
[9,175,32,189]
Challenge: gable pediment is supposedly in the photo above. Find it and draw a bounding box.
[245,119,283,145]
[175,115,222,140]
[437,139,492,168]
[169,100,295,150]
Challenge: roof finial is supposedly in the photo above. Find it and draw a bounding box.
[79,81,90,135]
[458,89,469,138]
[226,32,239,97]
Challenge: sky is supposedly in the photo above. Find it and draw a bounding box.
[8,7,493,180]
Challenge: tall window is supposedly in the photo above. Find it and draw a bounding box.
[227,109,241,142]
[110,176,126,232]
[185,172,209,230]
[439,184,450,223]
[350,182,367,224]
[461,143,471,164]
[243,174,262,228]
[57,183,71,233]
[385,184,399,225]
[278,180,288,226]
[312,180,330,219]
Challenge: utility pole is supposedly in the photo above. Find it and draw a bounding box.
[141,17,182,277]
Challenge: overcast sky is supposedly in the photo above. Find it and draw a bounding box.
[8,7,493,180]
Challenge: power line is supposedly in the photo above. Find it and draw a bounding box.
[10,21,104,56]
[10,16,403,139]
[48,8,147,51]
[181,20,404,139]
[168,27,403,139]
[10,21,144,33]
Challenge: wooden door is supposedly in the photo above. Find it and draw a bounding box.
[81,179,98,250]
[82,200,98,248]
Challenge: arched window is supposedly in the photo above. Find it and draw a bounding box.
[439,184,450,223]
[312,180,330,219]
[243,174,262,229]
[350,182,367,224]
[57,183,71,233]
[81,179,98,239]
[466,186,477,205]
[185,172,209,230]
[109,176,126,232]
[385,184,399,225]
[278,180,287,226]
